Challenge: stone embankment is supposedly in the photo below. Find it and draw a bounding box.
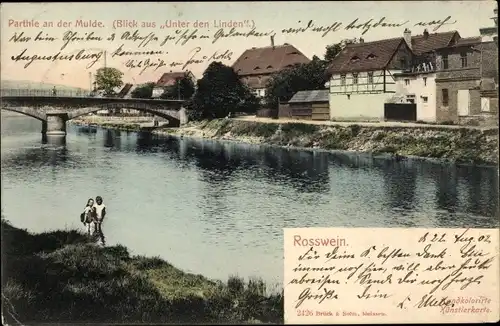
[71,116,499,165]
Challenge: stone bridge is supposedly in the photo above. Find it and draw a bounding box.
[0,93,187,136]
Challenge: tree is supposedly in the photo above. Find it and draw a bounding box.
[264,57,329,109]
[131,82,155,98]
[324,38,359,62]
[160,74,196,100]
[192,62,259,119]
[324,44,343,62]
[94,67,124,95]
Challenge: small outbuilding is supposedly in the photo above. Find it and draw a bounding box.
[287,89,330,120]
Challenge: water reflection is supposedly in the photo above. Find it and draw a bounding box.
[1,144,69,169]
[104,129,122,149]
[43,135,67,147]
[2,116,499,285]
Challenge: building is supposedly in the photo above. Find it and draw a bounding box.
[285,90,330,120]
[433,37,484,122]
[326,35,411,121]
[152,71,196,98]
[232,37,311,98]
[392,68,437,122]
[431,6,498,125]
[478,5,498,121]
[480,6,498,43]
[327,29,460,121]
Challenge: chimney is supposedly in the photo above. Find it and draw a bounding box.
[404,28,412,50]
[271,35,275,48]
[359,37,364,43]
[423,29,429,40]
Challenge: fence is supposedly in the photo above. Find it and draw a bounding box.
[0,88,91,97]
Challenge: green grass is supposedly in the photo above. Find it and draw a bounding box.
[1,218,283,324]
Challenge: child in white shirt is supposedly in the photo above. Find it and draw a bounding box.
[93,196,106,234]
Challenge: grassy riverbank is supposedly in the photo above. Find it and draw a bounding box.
[1,218,283,324]
[72,117,499,165]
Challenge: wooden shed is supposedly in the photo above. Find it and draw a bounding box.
[287,89,330,120]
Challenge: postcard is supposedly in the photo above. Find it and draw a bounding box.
[1,1,498,325]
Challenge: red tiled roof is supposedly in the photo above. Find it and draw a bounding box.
[232,44,311,76]
[327,37,405,74]
[156,72,191,87]
[411,31,458,55]
[327,31,459,74]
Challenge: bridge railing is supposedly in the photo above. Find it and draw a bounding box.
[0,88,91,97]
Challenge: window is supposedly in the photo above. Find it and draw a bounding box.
[423,77,427,86]
[481,97,490,112]
[400,58,406,69]
[351,56,360,63]
[442,89,449,106]
[406,94,415,104]
[352,73,358,84]
[368,72,374,84]
[442,54,449,69]
[404,79,410,86]
[422,96,428,103]
[366,53,377,60]
[460,52,468,68]
[340,74,346,85]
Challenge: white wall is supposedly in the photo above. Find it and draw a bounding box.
[329,93,388,121]
[394,73,437,122]
[152,87,164,98]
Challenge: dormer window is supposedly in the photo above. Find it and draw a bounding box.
[254,66,260,70]
[266,65,273,69]
[351,56,360,63]
[366,53,377,60]
[288,51,298,55]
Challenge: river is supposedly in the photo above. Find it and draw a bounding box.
[1,112,498,286]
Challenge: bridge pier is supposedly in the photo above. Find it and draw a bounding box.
[45,113,68,136]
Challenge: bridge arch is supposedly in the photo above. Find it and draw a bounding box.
[1,107,46,121]
[67,105,181,124]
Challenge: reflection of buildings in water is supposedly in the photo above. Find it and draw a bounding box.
[461,166,498,218]
[380,160,418,211]
[435,166,459,213]
[103,129,122,149]
[259,148,330,194]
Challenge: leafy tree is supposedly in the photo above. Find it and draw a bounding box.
[264,57,329,108]
[160,74,196,100]
[192,62,259,119]
[324,38,359,62]
[131,82,155,98]
[95,67,124,95]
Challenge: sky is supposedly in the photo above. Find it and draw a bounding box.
[1,1,497,89]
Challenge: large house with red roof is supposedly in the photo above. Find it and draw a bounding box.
[152,71,196,98]
[327,29,460,121]
[232,38,311,98]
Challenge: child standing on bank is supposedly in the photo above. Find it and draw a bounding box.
[81,198,95,235]
[93,196,106,234]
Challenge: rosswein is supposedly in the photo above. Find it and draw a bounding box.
[213,20,244,28]
[74,19,105,28]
